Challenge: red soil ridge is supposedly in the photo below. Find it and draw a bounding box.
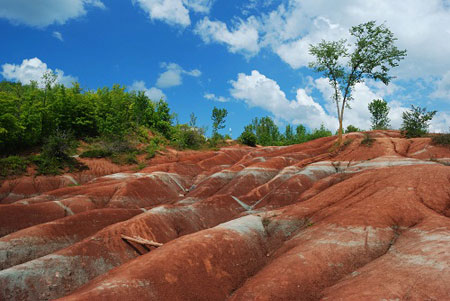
[0,130,449,300]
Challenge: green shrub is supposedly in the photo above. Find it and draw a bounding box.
[80,148,112,158]
[135,161,147,171]
[34,131,86,175]
[239,131,257,147]
[307,124,332,141]
[41,130,78,161]
[0,155,30,178]
[208,133,225,148]
[361,133,375,147]
[171,124,206,150]
[345,125,361,133]
[401,105,437,138]
[431,133,450,147]
[124,153,138,164]
[146,140,160,159]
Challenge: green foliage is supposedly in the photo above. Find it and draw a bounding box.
[146,141,160,159]
[283,124,296,145]
[295,124,308,143]
[368,99,391,130]
[307,124,333,140]
[0,80,174,155]
[309,21,406,143]
[431,133,450,147]
[171,124,206,150]
[211,107,227,136]
[34,131,86,175]
[361,133,375,147]
[239,117,332,146]
[80,148,112,158]
[401,105,437,138]
[208,133,225,148]
[41,130,77,161]
[345,125,361,133]
[243,117,281,146]
[0,155,30,178]
[239,130,257,147]
[189,112,197,128]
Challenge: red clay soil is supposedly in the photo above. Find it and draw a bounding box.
[0,131,449,300]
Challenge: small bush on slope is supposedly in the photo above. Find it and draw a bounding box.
[401,105,436,138]
[431,132,450,147]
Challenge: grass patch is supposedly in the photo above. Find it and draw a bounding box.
[0,155,30,178]
[34,131,87,175]
[80,148,112,158]
[328,138,353,153]
[361,133,375,147]
[431,133,450,147]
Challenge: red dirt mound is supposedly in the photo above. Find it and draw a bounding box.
[0,131,449,300]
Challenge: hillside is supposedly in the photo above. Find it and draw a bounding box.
[0,130,449,300]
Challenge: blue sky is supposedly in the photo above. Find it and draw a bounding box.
[1,0,449,137]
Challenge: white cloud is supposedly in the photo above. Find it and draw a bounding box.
[184,0,214,13]
[52,31,63,41]
[431,71,450,99]
[429,112,450,133]
[0,0,105,27]
[272,17,348,69]
[204,92,228,102]
[1,57,77,87]
[196,0,450,79]
[156,62,201,88]
[230,70,338,131]
[132,0,190,27]
[132,0,214,27]
[314,76,409,130]
[130,80,166,100]
[228,70,447,132]
[195,16,260,56]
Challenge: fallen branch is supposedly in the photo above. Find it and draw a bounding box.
[121,235,163,247]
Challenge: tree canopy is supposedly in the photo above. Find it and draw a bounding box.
[309,21,406,144]
[368,99,391,130]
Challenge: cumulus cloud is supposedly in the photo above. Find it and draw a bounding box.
[156,62,201,88]
[195,16,260,56]
[184,0,214,13]
[314,76,411,130]
[132,0,214,27]
[431,71,450,99]
[228,70,449,132]
[52,31,63,41]
[429,112,450,133]
[1,57,77,87]
[129,80,166,100]
[195,0,450,79]
[230,70,338,131]
[204,93,228,102]
[0,0,105,27]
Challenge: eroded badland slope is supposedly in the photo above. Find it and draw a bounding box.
[0,131,449,300]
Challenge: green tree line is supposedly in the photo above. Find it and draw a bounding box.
[0,79,173,155]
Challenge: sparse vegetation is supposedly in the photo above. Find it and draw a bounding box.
[431,133,450,147]
[0,155,30,178]
[211,107,227,137]
[240,117,332,147]
[401,105,437,138]
[33,130,86,175]
[345,125,361,133]
[369,99,391,130]
[239,130,257,147]
[309,21,406,145]
[171,124,206,150]
[361,133,375,147]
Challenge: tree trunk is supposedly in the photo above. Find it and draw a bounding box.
[338,117,343,146]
